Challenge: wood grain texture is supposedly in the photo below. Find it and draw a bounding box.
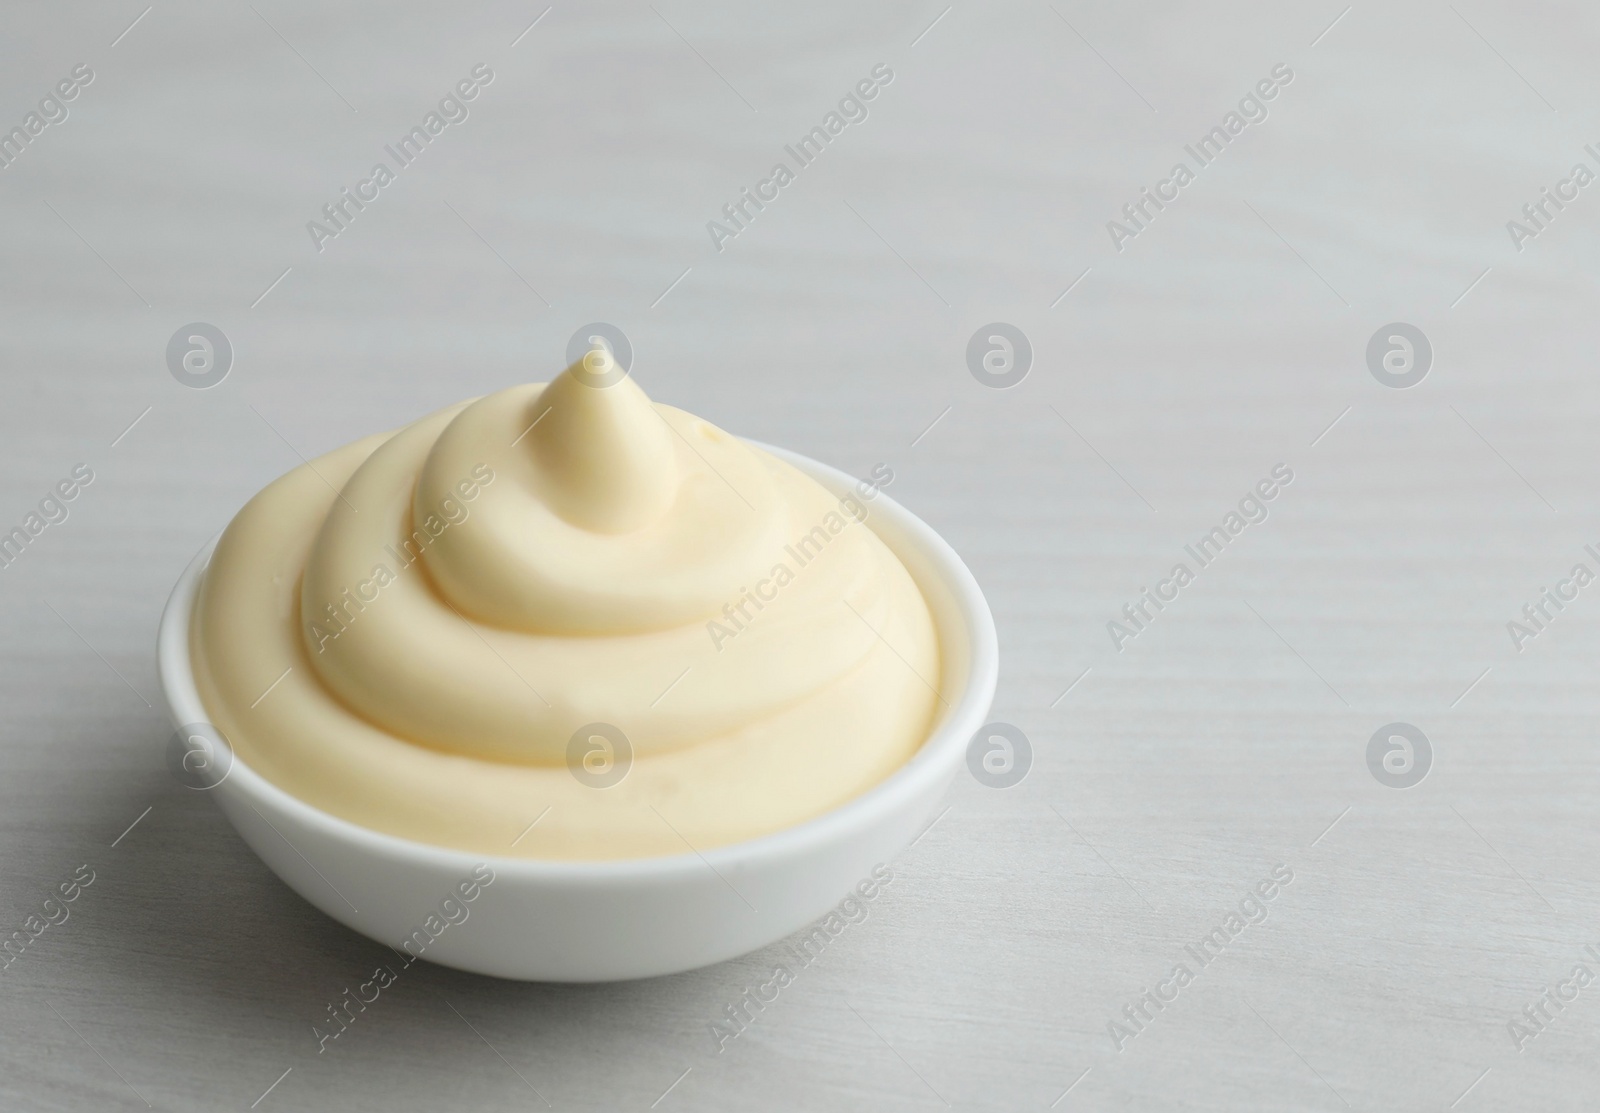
[0,1,1597,1109]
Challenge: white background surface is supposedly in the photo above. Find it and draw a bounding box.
[2,1,1599,1109]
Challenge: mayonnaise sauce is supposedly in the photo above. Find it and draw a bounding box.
[191,351,940,858]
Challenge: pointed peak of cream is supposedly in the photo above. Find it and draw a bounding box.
[525,356,678,533]
[575,341,616,381]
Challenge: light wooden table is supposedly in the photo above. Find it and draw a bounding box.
[2,1,1597,1108]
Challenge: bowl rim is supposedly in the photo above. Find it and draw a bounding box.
[157,440,998,882]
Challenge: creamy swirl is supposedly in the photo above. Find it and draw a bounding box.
[191,351,941,858]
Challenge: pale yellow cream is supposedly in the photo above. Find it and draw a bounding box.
[191,351,941,858]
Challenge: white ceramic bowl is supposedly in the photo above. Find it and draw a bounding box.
[157,444,996,982]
